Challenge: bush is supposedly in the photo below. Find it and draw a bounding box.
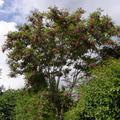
[15,91,55,120]
[0,90,17,120]
[64,59,120,120]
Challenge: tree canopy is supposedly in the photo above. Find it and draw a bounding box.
[3,7,119,91]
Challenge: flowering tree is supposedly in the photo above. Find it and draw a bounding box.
[3,7,119,119]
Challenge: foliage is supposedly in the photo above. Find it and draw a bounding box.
[64,59,120,120]
[100,44,120,59]
[48,89,74,120]
[3,7,120,119]
[15,91,55,120]
[0,90,17,120]
[0,89,56,120]
[3,7,119,92]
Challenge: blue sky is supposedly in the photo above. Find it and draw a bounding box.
[0,0,120,89]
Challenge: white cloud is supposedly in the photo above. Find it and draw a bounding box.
[0,21,25,89]
[0,0,4,7]
[0,21,16,38]
[5,0,120,24]
[82,0,120,24]
[4,0,84,23]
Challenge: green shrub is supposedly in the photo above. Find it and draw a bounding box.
[0,90,17,120]
[64,59,120,120]
[15,91,55,120]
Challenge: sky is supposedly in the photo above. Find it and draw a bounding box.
[0,0,120,89]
